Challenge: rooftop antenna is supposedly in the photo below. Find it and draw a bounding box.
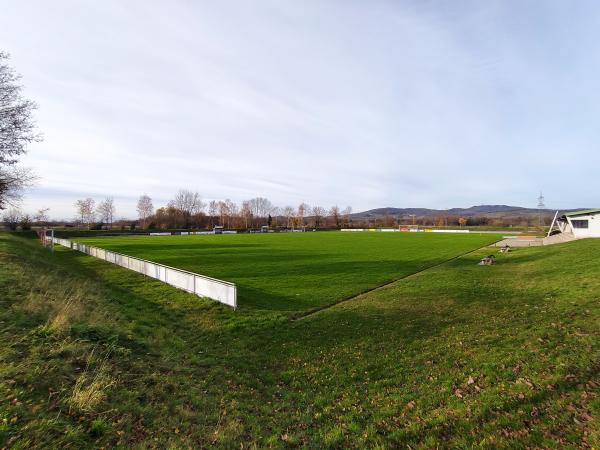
[537,192,545,226]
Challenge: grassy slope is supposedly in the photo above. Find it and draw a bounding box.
[74,232,499,312]
[1,233,599,448]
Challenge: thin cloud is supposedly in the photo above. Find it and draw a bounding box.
[2,0,599,218]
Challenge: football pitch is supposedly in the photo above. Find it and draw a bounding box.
[74,232,501,312]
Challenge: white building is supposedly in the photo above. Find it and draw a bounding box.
[555,209,600,238]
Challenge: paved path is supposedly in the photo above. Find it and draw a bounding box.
[493,232,577,247]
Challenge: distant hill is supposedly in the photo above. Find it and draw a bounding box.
[352,205,583,219]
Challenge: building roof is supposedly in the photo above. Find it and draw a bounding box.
[563,209,600,218]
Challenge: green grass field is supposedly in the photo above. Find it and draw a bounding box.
[73,232,500,312]
[1,233,599,448]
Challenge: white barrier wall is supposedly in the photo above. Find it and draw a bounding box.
[49,237,237,308]
[340,228,470,233]
[431,229,470,234]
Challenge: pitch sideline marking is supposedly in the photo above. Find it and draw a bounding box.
[292,239,501,321]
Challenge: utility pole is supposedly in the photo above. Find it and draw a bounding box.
[410,214,416,226]
[537,192,545,227]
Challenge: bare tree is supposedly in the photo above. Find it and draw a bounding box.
[34,207,50,226]
[169,189,205,228]
[75,200,85,225]
[154,207,168,229]
[216,199,236,228]
[329,205,341,228]
[208,200,218,227]
[97,197,116,228]
[2,207,20,230]
[84,198,96,228]
[270,206,281,228]
[224,199,237,228]
[217,200,228,226]
[240,201,252,229]
[282,206,294,228]
[0,52,40,209]
[190,209,207,229]
[137,194,153,228]
[312,206,326,228]
[0,166,35,209]
[75,198,95,229]
[244,197,273,227]
[297,202,310,227]
[341,206,352,227]
[257,197,273,219]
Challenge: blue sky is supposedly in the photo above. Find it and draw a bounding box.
[1,1,599,219]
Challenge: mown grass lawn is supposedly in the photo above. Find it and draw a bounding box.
[1,233,599,448]
[73,232,499,312]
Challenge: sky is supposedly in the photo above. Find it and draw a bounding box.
[2,0,600,219]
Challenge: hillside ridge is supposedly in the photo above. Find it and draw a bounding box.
[353,204,585,218]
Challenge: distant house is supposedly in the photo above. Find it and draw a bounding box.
[556,209,600,238]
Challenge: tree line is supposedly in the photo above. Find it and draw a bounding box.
[69,189,353,230]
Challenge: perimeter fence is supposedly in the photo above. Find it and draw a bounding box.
[47,237,237,308]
